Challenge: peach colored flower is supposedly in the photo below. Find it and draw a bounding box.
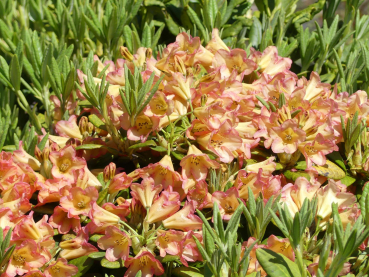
[187,180,213,210]
[49,146,86,182]
[180,145,220,181]
[97,226,131,262]
[299,133,338,169]
[147,186,180,224]
[44,258,78,277]
[197,119,242,163]
[212,187,241,221]
[179,231,204,266]
[266,235,294,261]
[12,142,41,171]
[124,250,164,277]
[131,178,162,209]
[269,120,306,154]
[89,202,121,227]
[6,240,46,277]
[59,229,98,260]
[163,201,203,231]
[49,206,81,234]
[136,155,182,192]
[60,186,98,217]
[156,229,185,257]
[55,115,83,139]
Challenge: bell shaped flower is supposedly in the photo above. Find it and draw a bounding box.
[180,145,220,181]
[269,120,306,154]
[136,155,182,191]
[163,201,203,231]
[49,146,86,182]
[97,226,131,262]
[147,186,180,224]
[49,206,81,234]
[44,258,78,277]
[212,187,241,221]
[266,235,294,261]
[206,28,229,54]
[131,177,163,209]
[187,180,213,210]
[213,49,257,77]
[299,133,338,169]
[124,250,164,277]
[7,240,46,277]
[155,229,185,257]
[55,115,83,139]
[13,142,41,171]
[59,229,98,260]
[60,186,98,217]
[179,231,204,266]
[197,119,242,163]
[89,202,121,227]
[316,180,356,226]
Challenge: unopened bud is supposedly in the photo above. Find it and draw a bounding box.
[116,197,127,206]
[104,162,116,182]
[174,56,186,75]
[120,46,134,61]
[35,146,42,162]
[145,48,153,59]
[186,67,193,76]
[79,116,89,135]
[87,122,94,134]
[42,148,50,162]
[201,94,208,107]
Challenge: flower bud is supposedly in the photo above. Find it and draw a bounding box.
[120,46,134,61]
[104,162,116,182]
[79,116,89,135]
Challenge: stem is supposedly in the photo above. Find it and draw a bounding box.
[119,220,139,237]
[295,244,307,277]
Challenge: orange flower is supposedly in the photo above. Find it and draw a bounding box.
[44,258,78,277]
[147,186,180,224]
[124,250,164,277]
[130,178,162,209]
[97,226,131,261]
[60,186,98,216]
[155,229,185,257]
[49,146,86,182]
[180,145,220,181]
[163,201,203,231]
[212,187,241,221]
[59,230,98,260]
[7,240,46,277]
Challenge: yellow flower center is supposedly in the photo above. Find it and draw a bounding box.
[285,134,292,141]
[306,145,317,154]
[159,166,167,175]
[139,256,149,267]
[224,204,235,214]
[59,158,72,172]
[279,242,290,252]
[77,201,86,209]
[52,265,61,273]
[136,116,153,131]
[190,156,200,165]
[13,254,26,265]
[162,233,170,242]
[114,237,128,245]
[211,139,223,147]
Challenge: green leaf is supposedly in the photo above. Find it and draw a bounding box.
[101,258,124,268]
[283,170,311,181]
[97,188,109,205]
[9,55,20,91]
[256,248,301,277]
[327,151,346,171]
[76,144,105,150]
[249,17,262,48]
[37,133,49,151]
[88,114,107,131]
[89,234,104,243]
[150,146,167,152]
[339,175,356,186]
[128,140,156,149]
[172,266,204,277]
[88,252,106,259]
[69,256,94,277]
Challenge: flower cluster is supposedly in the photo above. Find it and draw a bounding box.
[1,29,367,276]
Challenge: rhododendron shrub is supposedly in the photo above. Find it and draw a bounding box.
[2,18,369,277]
